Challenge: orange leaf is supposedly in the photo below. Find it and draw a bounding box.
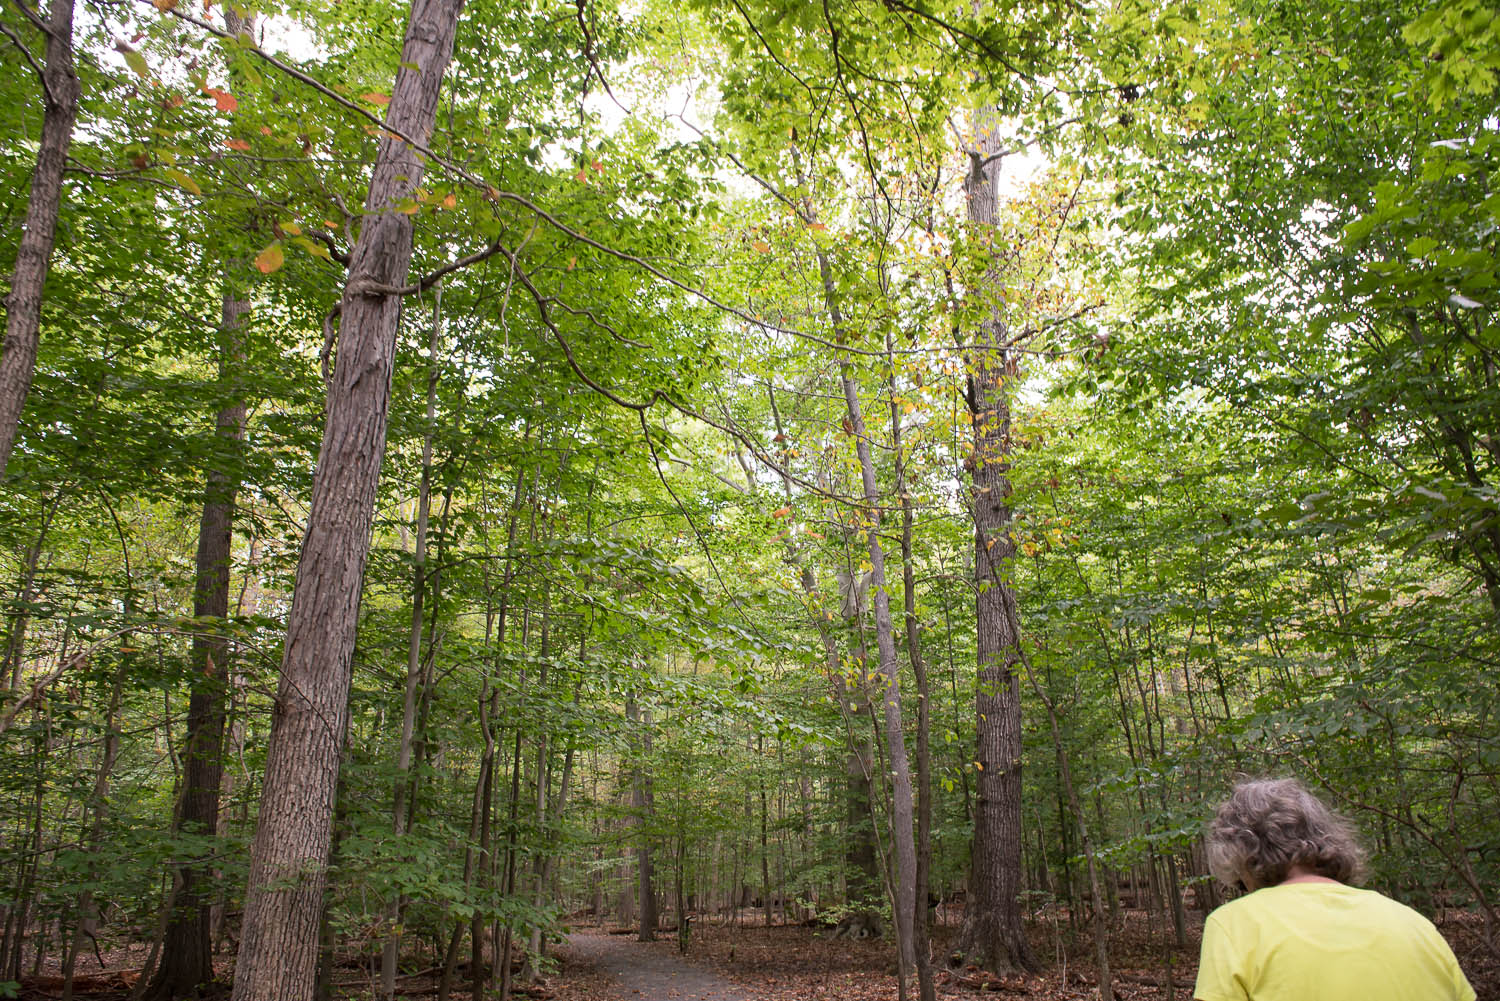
[204,87,237,112]
[772,506,791,519]
[260,125,272,136]
[225,138,251,151]
[574,168,587,182]
[441,193,456,209]
[362,92,391,106]
[590,159,603,172]
[254,243,284,274]
[152,0,178,10]
[809,221,827,231]
[751,240,771,253]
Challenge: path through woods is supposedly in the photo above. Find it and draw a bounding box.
[561,930,749,1001]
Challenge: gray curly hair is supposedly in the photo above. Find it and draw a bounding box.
[1206,777,1367,889]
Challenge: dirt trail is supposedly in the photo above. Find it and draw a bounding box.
[562,929,751,1001]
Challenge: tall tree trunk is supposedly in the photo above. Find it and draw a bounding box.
[630,697,657,942]
[795,203,920,974]
[382,283,444,1000]
[836,354,919,977]
[888,334,937,1001]
[0,0,79,475]
[1011,621,1113,1001]
[953,111,1037,976]
[438,674,490,1001]
[146,270,250,1001]
[797,204,919,975]
[474,459,528,1001]
[230,5,464,999]
[62,667,124,1001]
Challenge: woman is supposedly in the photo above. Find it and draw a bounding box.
[1194,777,1475,1001]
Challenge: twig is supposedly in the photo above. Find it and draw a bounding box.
[0,17,54,102]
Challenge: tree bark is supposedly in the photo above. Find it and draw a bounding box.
[0,0,79,475]
[146,276,250,1001]
[630,698,658,942]
[888,333,937,1001]
[230,5,464,999]
[953,111,1037,976]
[797,201,919,974]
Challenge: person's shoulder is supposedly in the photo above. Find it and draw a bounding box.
[1341,886,1440,927]
[1203,890,1269,928]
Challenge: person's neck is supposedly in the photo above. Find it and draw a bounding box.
[1279,864,1341,886]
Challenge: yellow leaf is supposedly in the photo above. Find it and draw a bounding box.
[162,167,201,196]
[292,237,330,260]
[254,243,284,274]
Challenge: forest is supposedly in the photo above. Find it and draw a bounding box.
[0,0,1497,999]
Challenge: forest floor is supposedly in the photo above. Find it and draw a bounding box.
[14,907,1495,1000]
[549,908,1500,1001]
[550,916,1206,1001]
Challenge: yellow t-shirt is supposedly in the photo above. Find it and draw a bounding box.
[1194,882,1476,1001]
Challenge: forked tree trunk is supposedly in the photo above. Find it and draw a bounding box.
[146,277,250,1001]
[230,4,464,999]
[953,109,1037,976]
[0,0,79,475]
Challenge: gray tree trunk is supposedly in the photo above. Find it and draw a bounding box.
[953,110,1038,975]
[230,4,464,999]
[0,0,79,475]
[888,331,937,1001]
[835,358,919,976]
